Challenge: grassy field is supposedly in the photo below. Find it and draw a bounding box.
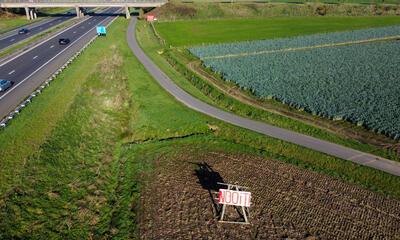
[0,16,399,238]
[155,16,400,46]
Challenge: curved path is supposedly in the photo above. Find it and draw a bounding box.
[127,17,400,177]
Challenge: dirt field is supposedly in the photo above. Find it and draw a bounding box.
[138,149,400,239]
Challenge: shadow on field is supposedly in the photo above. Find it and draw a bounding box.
[192,162,224,216]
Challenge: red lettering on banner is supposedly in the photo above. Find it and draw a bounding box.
[232,192,238,204]
[218,189,252,207]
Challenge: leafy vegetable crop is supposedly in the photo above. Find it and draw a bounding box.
[190,26,400,139]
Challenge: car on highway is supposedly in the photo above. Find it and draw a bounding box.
[0,80,12,92]
[18,28,29,34]
[58,38,71,45]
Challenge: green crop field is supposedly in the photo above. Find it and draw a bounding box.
[155,16,400,46]
[190,26,400,139]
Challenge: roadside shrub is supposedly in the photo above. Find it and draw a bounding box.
[167,3,197,18]
[372,5,383,15]
[315,5,327,16]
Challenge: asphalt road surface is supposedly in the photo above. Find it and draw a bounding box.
[127,17,400,177]
[0,14,75,51]
[0,8,119,119]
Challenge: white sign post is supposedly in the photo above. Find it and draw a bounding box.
[217,182,251,224]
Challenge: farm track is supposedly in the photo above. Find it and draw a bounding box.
[138,150,400,239]
[127,17,400,176]
[202,35,400,60]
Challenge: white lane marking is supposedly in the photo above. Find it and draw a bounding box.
[8,70,15,75]
[73,31,76,34]
[0,16,93,68]
[0,12,117,101]
[33,55,38,59]
[10,38,15,42]
[50,45,54,48]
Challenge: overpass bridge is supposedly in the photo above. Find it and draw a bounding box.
[0,0,167,19]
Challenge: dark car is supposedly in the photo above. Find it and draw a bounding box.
[18,28,29,34]
[0,80,12,92]
[58,38,70,45]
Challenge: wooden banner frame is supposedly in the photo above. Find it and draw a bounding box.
[216,182,251,224]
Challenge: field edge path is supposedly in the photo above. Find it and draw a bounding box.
[126,17,400,177]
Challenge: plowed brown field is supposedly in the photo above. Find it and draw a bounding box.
[138,150,400,239]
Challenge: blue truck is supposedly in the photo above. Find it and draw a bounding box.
[96,26,106,36]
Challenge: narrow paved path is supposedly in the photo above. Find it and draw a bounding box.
[127,17,400,177]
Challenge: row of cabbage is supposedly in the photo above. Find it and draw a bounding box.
[192,40,400,139]
[189,25,400,59]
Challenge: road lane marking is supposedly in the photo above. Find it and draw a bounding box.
[8,70,15,75]
[0,12,117,101]
[50,45,54,48]
[0,15,94,68]
[73,31,76,33]
[10,38,15,42]
[33,55,38,59]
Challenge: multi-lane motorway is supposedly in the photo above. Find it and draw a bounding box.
[0,14,75,51]
[0,7,119,119]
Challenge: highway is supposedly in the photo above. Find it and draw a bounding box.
[0,14,75,51]
[127,17,400,177]
[0,8,119,119]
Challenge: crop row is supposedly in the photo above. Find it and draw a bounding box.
[189,25,400,59]
[194,40,400,139]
